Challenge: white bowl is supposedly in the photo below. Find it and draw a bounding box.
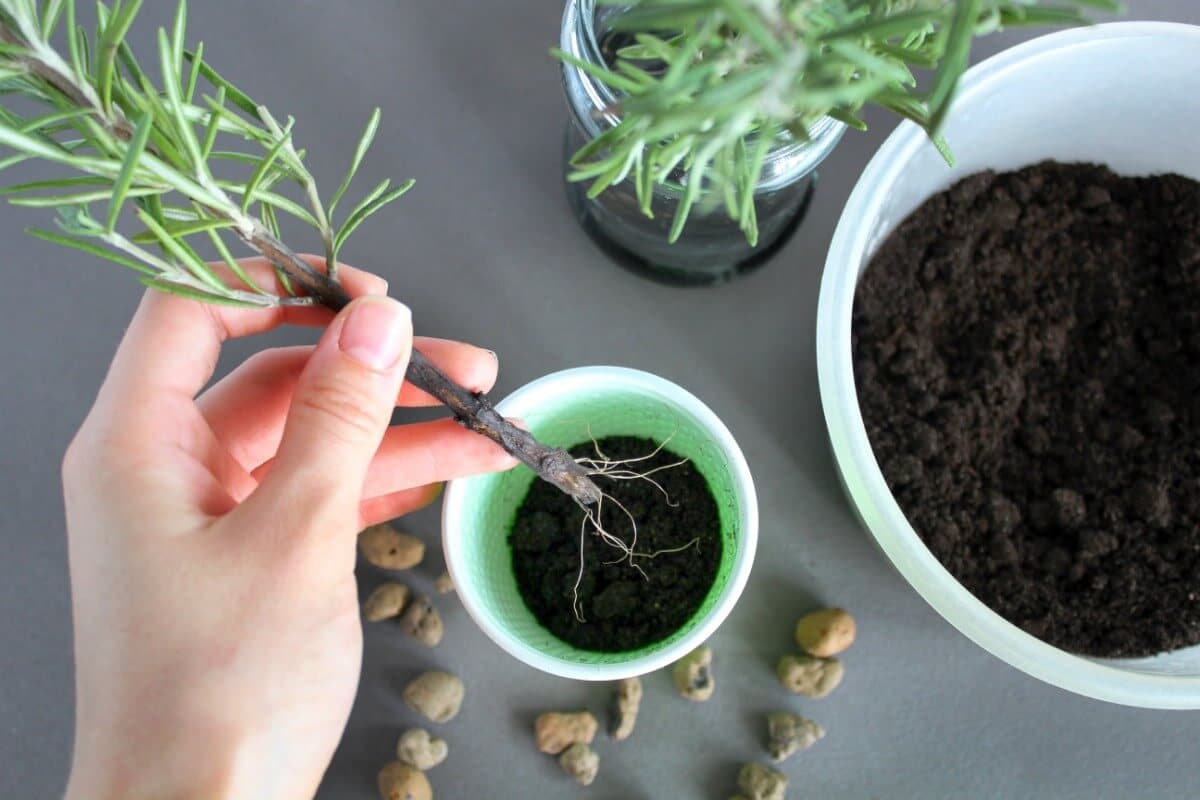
[816,22,1200,708]
[443,366,758,680]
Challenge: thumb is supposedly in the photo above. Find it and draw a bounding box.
[248,296,412,524]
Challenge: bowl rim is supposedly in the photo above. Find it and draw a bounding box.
[442,365,759,681]
[816,21,1200,709]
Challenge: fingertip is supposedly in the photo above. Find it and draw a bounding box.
[336,296,413,373]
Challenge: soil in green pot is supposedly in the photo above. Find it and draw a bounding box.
[853,161,1200,658]
[509,436,721,652]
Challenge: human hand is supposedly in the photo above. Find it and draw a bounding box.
[62,259,515,799]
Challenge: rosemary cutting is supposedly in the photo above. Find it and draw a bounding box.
[0,0,602,505]
[556,0,1120,245]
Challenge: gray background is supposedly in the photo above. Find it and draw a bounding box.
[3,1,1198,798]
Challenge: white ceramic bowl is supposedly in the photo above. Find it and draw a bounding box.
[443,367,758,681]
[816,22,1200,708]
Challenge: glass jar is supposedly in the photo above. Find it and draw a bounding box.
[560,0,846,286]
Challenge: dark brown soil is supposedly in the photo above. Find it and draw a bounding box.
[510,436,721,652]
[853,161,1200,658]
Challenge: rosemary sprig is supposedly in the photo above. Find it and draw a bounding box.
[0,0,604,506]
[557,0,1121,246]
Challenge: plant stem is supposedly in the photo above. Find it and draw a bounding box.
[254,232,604,505]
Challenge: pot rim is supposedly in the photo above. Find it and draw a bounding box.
[816,21,1200,709]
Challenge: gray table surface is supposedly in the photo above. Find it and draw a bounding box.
[4,2,1199,798]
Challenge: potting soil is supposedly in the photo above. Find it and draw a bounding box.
[510,436,721,652]
[853,161,1200,657]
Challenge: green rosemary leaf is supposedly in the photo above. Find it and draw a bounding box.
[71,22,89,79]
[157,28,203,168]
[128,215,231,243]
[932,132,954,165]
[332,178,413,257]
[240,119,293,213]
[585,146,639,198]
[27,225,155,275]
[16,107,95,133]
[0,152,33,171]
[170,0,187,74]
[206,225,266,294]
[668,178,696,244]
[623,33,676,62]
[569,120,630,166]
[184,51,256,115]
[827,39,912,86]
[0,121,118,174]
[875,89,931,126]
[254,106,309,179]
[203,96,271,144]
[821,8,947,41]
[250,187,317,229]
[996,6,1090,27]
[200,85,223,159]
[611,4,716,34]
[159,204,198,221]
[926,0,981,133]
[716,0,783,58]
[874,41,940,69]
[340,177,391,216]
[330,106,381,214]
[40,0,66,38]
[614,60,659,88]
[209,148,293,170]
[0,175,108,194]
[133,152,226,209]
[64,0,84,78]
[631,149,646,212]
[637,150,654,216]
[826,106,868,131]
[116,38,153,95]
[652,135,694,182]
[184,39,202,104]
[106,109,153,231]
[659,16,719,89]
[739,123,773,228]
[259,198,280,236]
[669,138,723,243]
[135,205,226,291]
[8,184,161,206]
[97,0,143,113]
[721,141,739,221]
[140,277,264,307]
[273,265,296,296]
[552,48,643,94]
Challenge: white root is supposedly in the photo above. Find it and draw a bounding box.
[565,431,701,623]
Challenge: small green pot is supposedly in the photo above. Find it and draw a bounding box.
[442,366,758,680]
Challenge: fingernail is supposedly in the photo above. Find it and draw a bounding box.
[339,297,412,372]
[485,349,498,361]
